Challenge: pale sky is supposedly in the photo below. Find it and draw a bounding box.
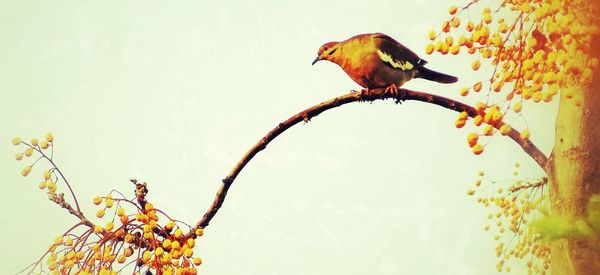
[0,1,556,274]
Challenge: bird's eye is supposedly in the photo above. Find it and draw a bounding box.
[328,48,337,55]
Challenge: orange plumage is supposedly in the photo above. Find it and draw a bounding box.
[313,33,457,89]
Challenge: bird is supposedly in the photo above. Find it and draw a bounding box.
[312,33,457,93]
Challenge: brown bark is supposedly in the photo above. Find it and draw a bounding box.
[547,5,600,274]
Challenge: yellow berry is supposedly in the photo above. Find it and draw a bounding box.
[193,257,202,266]
[54,236,64,245]
[40,141,49,149]
[39,181,47,189]
[451,17,461,28]
[166,220,176,230]
[520,129,531,140]
[43,170,52,180]
[15,153,23,161]
[455,119,466,128]
[96,209,105,218]
[45,133,54,142]
[105,221,114,231]
[467,189,476,195]
[117,207,125,217]
[93,196,102,205]
[105,198,113,208]
[195,228,204,237]
[175,229,183,239]
[47,181,57,192]
[425,43,434,55]
[12,137,22,145]
[513,102,522,113]
[428,30,436,41]
[472,144,484,155]
[31,138,39,146]
[467,133,479,147]
[483,124,494,136]
[21,166,32,177]
[155,247,164,256]
[459,87,469,96]
[500,124,511,135]
[24,147,33,157]
[471,59,481,70]
[163,239,172,249]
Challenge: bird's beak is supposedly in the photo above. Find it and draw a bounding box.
[311,56,321,65]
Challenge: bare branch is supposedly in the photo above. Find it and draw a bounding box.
[192,87,549,231]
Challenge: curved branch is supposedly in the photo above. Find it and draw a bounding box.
[192,88,548,231]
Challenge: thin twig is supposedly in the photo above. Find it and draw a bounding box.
[190,88,549,233]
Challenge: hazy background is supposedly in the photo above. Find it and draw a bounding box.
[0,0,556,274]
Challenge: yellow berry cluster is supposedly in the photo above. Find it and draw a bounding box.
[427,0,599,155]
[467,166,550,274]
[38,191,204,274]
[13,135,203,274]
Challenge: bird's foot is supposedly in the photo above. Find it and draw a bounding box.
[384,84,405,104]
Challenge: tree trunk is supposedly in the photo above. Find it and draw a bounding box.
[547,6,600,274]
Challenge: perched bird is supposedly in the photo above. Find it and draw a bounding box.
[312,33,457,92]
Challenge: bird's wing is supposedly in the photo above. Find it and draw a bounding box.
[373,33,427,71]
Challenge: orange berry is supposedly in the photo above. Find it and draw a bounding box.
[451,17,461,28]
[195,228,204,237]
[466,21,475,32]
[450,45,460,55]
[472,144,484,155]
[467,133,479,147]
[473,82,482,92]
[442,21,450,33]
[483,124,494,136]
[474,115,484,126]
[449,5,458,15]
[455,119,466,128]
[459,87,469,96]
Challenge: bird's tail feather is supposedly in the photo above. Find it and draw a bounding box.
[417,67,458,84]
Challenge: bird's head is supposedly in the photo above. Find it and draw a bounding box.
[312,41,341,65]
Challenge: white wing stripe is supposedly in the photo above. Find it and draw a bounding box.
[376,50,414,70]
